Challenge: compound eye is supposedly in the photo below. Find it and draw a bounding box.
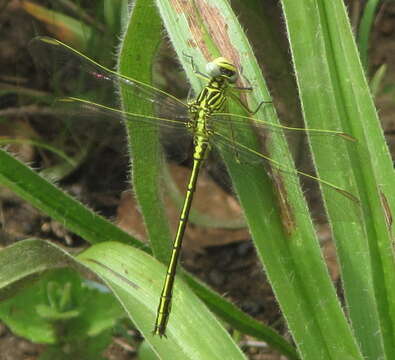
[220,68,233,76]
[220,68,237,83]
[206,61,221,77]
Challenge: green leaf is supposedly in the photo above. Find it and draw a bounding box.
[117,0,172,262]
[138,340,159,360]
[281,0,395,358]
[183,274,299,360]
[357,0,381,71]
[0,149,146,250]
[78,241,247,359]
[21,1,93,49]
[0,138,77,167]
[0,265,123,344]
[370,64,387,98]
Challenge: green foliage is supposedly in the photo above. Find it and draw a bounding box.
[0,266,122,359]
[0,0,394,359]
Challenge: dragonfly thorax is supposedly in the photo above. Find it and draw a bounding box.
[191,82,228,115]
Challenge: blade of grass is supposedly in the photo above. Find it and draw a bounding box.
[281,0,395,358]
[0,138,77,167]
[323,2,395,358]
[79,241,247,359]
[0,149,145,250]
[357,0,381,71]
[370,64,387,97]
[117,0,172,263]
[21,0,92,49]
[0,239,79,299]
[183,274,299,360]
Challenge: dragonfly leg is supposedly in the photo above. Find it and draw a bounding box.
[182,52,210,81]
[250,100,272,115]
[232,70,255,91]
[229,91,272,115]
[233,85,253,92]
[229,74,272,114]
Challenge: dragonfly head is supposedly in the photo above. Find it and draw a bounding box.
[206,57,237,83]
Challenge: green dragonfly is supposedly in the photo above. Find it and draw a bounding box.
[29,36,357,337]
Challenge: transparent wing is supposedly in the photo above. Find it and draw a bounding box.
[60,97,189,129]
[28,36,189,121]
[212,112,355,142]
[58,97,194,162]
[209,114,359,204]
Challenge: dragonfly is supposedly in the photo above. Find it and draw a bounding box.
[29,36,358,337]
